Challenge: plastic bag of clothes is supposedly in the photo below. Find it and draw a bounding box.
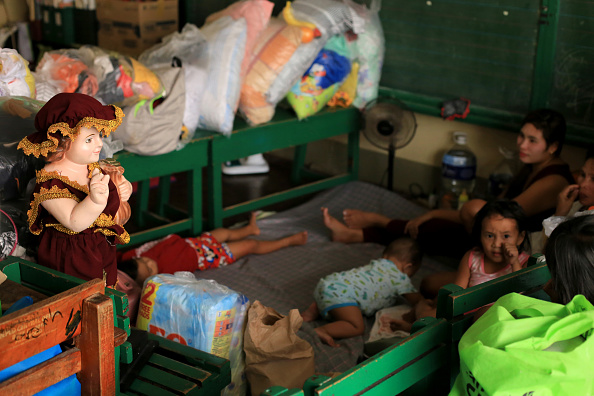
[34,50,98,97]
[139,24,207,137]
[34,46,163,107]
[265,0,360,106]
[345,0,385,109]
[0,96,46,202]
[0,48,35,98]
[286,35,351,119]
[136,273,250,396]
[112,65,186,155]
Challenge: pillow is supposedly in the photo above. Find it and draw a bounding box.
[238,17,302,125]
[206,0,274,79]
[194,16,247,135]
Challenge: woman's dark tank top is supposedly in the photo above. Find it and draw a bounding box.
[504,163,574,231]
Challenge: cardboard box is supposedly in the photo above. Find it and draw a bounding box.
[0,0,30,27]
[97,0,178,57]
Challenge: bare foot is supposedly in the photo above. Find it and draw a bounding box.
[246,212,261,236]
[343,209,391,229]
[322,207,364,243]
[314,327,339,347]
[301,302,319,322]
[286,231,308,246]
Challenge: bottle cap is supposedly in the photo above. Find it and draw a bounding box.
[453,131,467,145]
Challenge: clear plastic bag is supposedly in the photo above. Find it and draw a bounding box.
[136,273,249,396]
[0,48,35,98]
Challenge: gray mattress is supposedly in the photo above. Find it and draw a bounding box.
[197,180,453,373]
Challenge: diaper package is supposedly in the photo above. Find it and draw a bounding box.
[136,272,250,396]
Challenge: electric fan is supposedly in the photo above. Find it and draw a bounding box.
[361,98,417,190]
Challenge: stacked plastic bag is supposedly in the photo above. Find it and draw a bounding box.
[1,0,386,155]
[136,273,250,396]
[33,46,163,107]
[0,48,35,98]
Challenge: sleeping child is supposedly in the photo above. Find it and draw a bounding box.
[119,212,307,286]
[301,236,423,347]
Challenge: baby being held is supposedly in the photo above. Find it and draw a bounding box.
[301,237,423,347]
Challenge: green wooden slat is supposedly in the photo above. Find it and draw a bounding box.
[149,354,211,382]
[357,347,450,396]
[313,319,448,395]
[385,31,536,66]
[549,0,594,129]
[559,0,594,14]
[114,138,210,182]
[210,107,360,161]
[148,334,230,374]
[263,386,305,396]
[127,379,179,396]
[444,262,551,318]
[128,219,193,246]
[383,45,535,79]
[382,9,539,40]
[136,364,199,393]
[0,257,21,282]
[221,174,354,220]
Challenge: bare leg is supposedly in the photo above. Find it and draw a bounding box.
[343,209,392,229]
[209,212,260,243]
[226,231,308,259]
[322,207,364,243]
[420,271,458,299]
[301,302,320,322]
[314,306,365,347]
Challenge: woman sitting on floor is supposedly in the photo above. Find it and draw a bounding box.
[323,109,573,297]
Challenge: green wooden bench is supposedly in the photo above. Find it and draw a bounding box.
[0,257,231,395]
[435,253,551,388]
[265,255,551,396]
[206,106,361,228]
[115,106,360,239]
[264,317,451,396]
[114,133,212,246]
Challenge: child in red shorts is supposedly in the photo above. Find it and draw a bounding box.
[119,212,307,285]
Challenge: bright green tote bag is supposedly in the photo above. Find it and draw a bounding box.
[450,293,594,396]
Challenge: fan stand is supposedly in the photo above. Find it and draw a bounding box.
[387,143,395,191]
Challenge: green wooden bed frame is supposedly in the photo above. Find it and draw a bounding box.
[114,106,360,244]
[206,106,361,229]
[0,254,550,395]
[0,257,231,396]
[265,255,551,396]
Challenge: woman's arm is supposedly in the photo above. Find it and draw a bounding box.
[555,184,579,216]
[512,174,571,217]
[404,209,462,238]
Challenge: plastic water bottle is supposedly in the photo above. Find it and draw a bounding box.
[441,132,476,209]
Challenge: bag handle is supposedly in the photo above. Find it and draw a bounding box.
[507,308,594,351]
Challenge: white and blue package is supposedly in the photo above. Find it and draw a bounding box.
[136,272,249,396]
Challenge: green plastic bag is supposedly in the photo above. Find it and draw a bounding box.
[449,293,594,396]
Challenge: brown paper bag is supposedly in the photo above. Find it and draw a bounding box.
[243,300,315,395]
